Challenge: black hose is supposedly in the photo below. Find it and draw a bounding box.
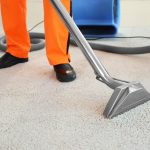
[0,32,45,52]
[70,38,150,54]
[1,32,150,54]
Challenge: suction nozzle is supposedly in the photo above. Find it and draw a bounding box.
[49,0,150,119]
[103,82,150,118]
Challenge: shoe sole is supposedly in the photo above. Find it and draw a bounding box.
[56,74,76,82]
[0,59,28,69]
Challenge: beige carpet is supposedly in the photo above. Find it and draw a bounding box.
[0,28,150,149]
[0,0,150,149]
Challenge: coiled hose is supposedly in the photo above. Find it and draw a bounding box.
[1,32,150,54]
[0,32,45,52]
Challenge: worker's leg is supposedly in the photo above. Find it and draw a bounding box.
[43,0,71,65]
[0,0,30,58]
[43,0,76,82]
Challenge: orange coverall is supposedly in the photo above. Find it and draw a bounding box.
[0,0,71,65]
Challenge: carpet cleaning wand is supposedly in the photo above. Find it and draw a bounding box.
[49,0,150,118]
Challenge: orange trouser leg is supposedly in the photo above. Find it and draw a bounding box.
[43,0,71,65]
[0,0,30,58]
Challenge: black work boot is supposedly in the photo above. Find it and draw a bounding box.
[54,63,76,82]
[0,52,28,69]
